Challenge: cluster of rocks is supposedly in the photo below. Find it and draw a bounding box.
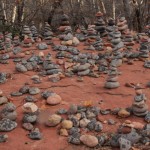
[132,89,148,117]
[43,22,53,41]
[95,12,107,37]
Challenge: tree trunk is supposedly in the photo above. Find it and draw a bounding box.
[1,0,7,21]
[122,0,132,29]
[112,0,116,20]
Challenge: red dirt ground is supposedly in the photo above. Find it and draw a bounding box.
[0,38,150,150]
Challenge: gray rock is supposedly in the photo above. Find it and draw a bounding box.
[105,81,120,89]
[22,123,34,131]
[16,63,27,73]
[23,114,37,123]
[95,122,103,132]
[0,73,7,84]
[0,134,8,143]
[11,91,23,97]
[28,128,42,140]
[29,87,40,95]
[37,43,48,50]
[0,118,17,131]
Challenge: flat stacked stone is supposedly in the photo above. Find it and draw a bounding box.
[30,21,38,40]
[95,12,107,37]
[132,89,148,117]
[85,25,103,51]
[72,63,91,76]
[43,60,62,75]
[43,22,53,40]
[104,67,120,89]
[117,17,128,34]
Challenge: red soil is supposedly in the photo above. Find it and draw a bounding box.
[0,38,150,150]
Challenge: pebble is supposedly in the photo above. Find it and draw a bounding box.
[0,96,8,105]
[0,118,17,131]
[22,123,34,131]
[61,120,73,129]
[59,128,68,137]
[80,135,98,148]
[0,134,8,143]
[108,119,116,125]
[25,95,37,102]
[11,91,23,97]
[57,108,67,115]
[46,93,62,105]
[16,63,27,73]
[68,132,81,145]
[79,118,90,128]
[29,87,40,95]
[23,102,38,113]
[118,109,130,118]
[28,128,42,140]
[46,114,62,127]
[145,112,150,123]
[68,104,78,115]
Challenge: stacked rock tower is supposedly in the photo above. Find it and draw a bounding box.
[132,88,148,117]
[95,12,107,37]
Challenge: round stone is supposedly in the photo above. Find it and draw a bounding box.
[80,118,90,128]
[46,94,62,105]
[118,109,130,118]
[61,120,73,129]
[23,102,38,113]
[45,114,62,127]
[0,96,8,105]
[80,135,98,148]
[22,123,34,131]
[29,87,40,95]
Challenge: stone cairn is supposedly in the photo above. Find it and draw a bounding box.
[85,25,103,51]
[22,25,33,47]
[139,44,149,59]
[75,25,87,42]
[111,27,124,52]
[0,103,17,121]
[43,22,53,41]
[104,66,120,89]
[30,21,38,41]
[95,11,107,37]
[132,88,148,117]
[123,29,134,48]
[4,37,13,51]
[106,18,116,41]
[117,17,128,35]
[58,14,74,46]
[13,36,20,47]
[22,25,32,39]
